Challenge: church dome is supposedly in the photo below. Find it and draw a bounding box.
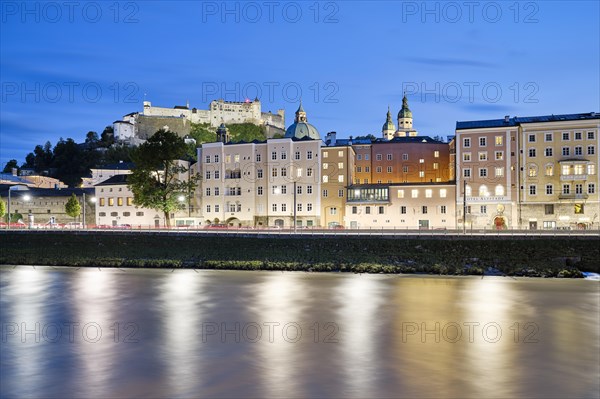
[284,102,321,140]
[397,94,412,119]
[382,107,396,131]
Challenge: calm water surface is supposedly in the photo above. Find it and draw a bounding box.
[1,266,598,398]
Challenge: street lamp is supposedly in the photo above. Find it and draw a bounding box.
[82,192,96,228]
[293,181,297,233]
[6,187,30,229]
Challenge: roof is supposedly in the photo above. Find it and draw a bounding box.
[285,122,321,140]
[95,175,129,186]
[0,184,93,197]
[113,120,134,125]
[349,181,455,189]
[95,162,135,170]
[372,136,444,144]
[456,112,599,130]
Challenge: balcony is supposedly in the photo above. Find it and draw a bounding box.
[560,174,588,182]
[558,193,589,200]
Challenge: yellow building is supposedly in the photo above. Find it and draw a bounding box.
[320,144,355,227]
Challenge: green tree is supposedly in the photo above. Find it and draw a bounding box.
[65,193,81,221]
[128,129,200,228]
[3,159,18,173]
[0,197,6,220]
[189,123,217,144]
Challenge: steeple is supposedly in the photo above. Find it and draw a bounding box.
[216,122,229,143]
[382,105,396,140]
[396,93,414,134]
[295,100,307,123]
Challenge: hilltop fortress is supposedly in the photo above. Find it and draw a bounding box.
[113,99,286,144]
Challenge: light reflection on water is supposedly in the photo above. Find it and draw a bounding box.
[1,267,598,399]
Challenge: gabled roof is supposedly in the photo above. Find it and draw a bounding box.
[95,174,129,186]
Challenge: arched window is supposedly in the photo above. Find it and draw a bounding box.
[495,185,504,196]
[479,185,488,197]
[465,185,472,197]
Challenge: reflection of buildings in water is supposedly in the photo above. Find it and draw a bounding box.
[253,273,306,398]
[3,268,52,395]
[157,271,207,397]
[70,269,118,397]
[334,276,387,397]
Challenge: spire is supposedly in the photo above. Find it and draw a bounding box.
[386,105,392,122]
[294,100,307,123]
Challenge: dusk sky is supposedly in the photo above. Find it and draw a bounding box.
[1,1,599,167]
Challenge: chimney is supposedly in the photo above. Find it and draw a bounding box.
[11,168,17,176]
[326,131,337,146]
[504,115,510,123]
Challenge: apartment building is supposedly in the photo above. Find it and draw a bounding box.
[321,144,355,227]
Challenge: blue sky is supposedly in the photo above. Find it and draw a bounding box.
[1,0,599,167]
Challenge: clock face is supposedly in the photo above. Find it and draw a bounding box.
[497,204,505,213]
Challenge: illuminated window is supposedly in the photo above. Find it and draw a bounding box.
[495,136,503,146]
[425,189,432,198]
[439,189,447,198]
[411,189,418,198]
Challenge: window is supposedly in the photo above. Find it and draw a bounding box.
[271,151,277,160]
[214,205,219,212]
[205,155,211,163]
[296,168,302,178]
[528,148,536,157]
[528,134,536,142]
[529,185,537,195]
[563,184,570,194]
[281,203,287,212]
[545,133,553,142]
[257,186,263,195]
[257,169,263,178]
[376,166,382,173]
[574,204,584,214]
[205,171,211,180]
[205,187,211,196]
[378,206,384,214]
[433,163,439,170]
[272,168,278,177]
[528,165,537,177]
[562,147,570,156]
[322,189,328,197]
[425,189,432,198]
[98,212,106,217]
[440,205,447,214]
[402,153,408,160]
[214,170,220,179]
[365,166,370,172]
[588,146,596,155]
[256,153,261,162]
[356,166,362,173]
[307,151,313,160]
[338,189,344,198]
[440,189,447,198]
[297,203,303,212]
[387,154,393,160]
[495,167,504,177]
[296,185,301,195]
[463,153,471,162]
[546,184,553,195]
[463,168,471,178]
[545,148,553,157]
[307,203,313,212]
[588,164,596,175]
[323,163,328,170]
[422,206,428,214]
[338,162,344,169]
[495,185,504,196]
[588,131,595,140]
[479,168,487,177]
[352,206,357,214]
[419,158,424,164]
[575,132,582,140]
[295,151,301,160]
[480,205,487,214]
[365,155,369,160]
[463,138,471,148]
[562,132,569,141]
[376,154,382,161]
[411,189,418,198]
[575,146,583,156]
[338,151,343,157]
[562,164,570,175]
[495,151,503,160]
[127,197,133,206]
[206,205,211,213]
[403,166,409,173]
[401,206,407,214]
[214,154,220,163]
[419,171,425,178]
[365,206,371,215]
[356,154,362,160]
[307,168,313,177]
[214,187,220,196]
[495,136,503,146]
[479,137,487,147]
[545,204,554,215]
[338,175,344,183]
[545,165,554,176]
[281,151,287,160]
[110,212,118,217]
[479,152,488,161]
[281,167,287,177]
[479,185,488,197]
[272,203,277,212]
[108,198,114,206]
[575,184,583,194]
[588,183,596,194]
[574,164,584,175]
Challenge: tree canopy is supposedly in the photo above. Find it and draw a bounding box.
[128,129,200,227]
[65,193,81,220]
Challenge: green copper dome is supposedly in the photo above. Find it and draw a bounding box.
[285,101,321,140]
[382,106,396,131]
[397,94,412,119]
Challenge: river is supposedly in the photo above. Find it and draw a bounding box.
[1,266,598,398]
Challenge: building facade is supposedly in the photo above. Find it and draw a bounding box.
[321,144,355,227]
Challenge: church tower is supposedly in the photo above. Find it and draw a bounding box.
[382,106,396,140]
[216,122,230,143]
[395,94,418,137]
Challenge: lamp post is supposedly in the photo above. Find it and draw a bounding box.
[82,192,96,228]
[293,181,297,233]
[6,188,30,229]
